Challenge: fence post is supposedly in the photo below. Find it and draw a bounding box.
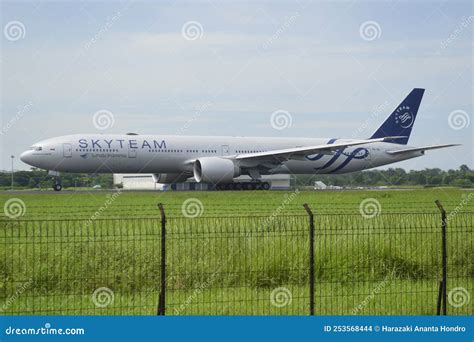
[303,203,315,316]
[435,200,447,316]
[157,203,167,316]
[436,280,443,315]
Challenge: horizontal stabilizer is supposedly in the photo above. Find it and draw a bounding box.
[386,144,461,155]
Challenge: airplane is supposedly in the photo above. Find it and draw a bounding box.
[20,88,459,191]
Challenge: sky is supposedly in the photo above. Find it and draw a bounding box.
[1,0,472,171]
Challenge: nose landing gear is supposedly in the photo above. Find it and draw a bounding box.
[53,181,62,191]
[48,170,62,191]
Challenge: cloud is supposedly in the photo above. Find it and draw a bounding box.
[1,2,472,170]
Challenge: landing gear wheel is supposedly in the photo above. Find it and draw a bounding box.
[53,183,62,191]
[262,182,270,190]
[249,183,257,190]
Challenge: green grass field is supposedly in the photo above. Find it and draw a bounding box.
[0,188,473,315]
[1,186,473,218]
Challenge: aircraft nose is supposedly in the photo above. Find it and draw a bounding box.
[20,150,33,164]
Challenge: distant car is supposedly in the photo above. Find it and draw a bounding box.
[92,184,102,189]
[314,181,343,190]
[314,181,327,190]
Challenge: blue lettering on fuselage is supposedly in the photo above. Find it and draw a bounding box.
[78,139,88,148]
[77,138,167,150]
[91,139,102,149]
[153,140,166,149]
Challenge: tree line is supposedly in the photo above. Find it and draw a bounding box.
[0,169,113,189]
[294,165,473,188]
[0,165,472,189]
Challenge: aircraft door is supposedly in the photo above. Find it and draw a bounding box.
[63,143,72,158]
[222,145,230,156]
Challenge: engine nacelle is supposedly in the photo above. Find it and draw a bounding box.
[193,157,240,183]
[154,173,190,184]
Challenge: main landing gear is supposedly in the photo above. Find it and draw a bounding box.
[215,182,271,191]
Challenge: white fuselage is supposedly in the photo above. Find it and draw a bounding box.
[20,134,422,177]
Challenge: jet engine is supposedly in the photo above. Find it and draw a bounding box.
[193,157,240,183]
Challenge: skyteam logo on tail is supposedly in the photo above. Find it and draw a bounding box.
[395,105,414,128]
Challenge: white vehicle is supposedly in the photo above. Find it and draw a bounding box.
[313,181,343,190]
[20,89,459,191]
[314,181,328,190]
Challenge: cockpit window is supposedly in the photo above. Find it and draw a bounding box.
[30,146,42,151]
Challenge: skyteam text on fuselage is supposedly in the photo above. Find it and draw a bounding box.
[20,89,460,191]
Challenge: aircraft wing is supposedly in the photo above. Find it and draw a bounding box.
[233,136,404,163]
[386,144,461,155]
